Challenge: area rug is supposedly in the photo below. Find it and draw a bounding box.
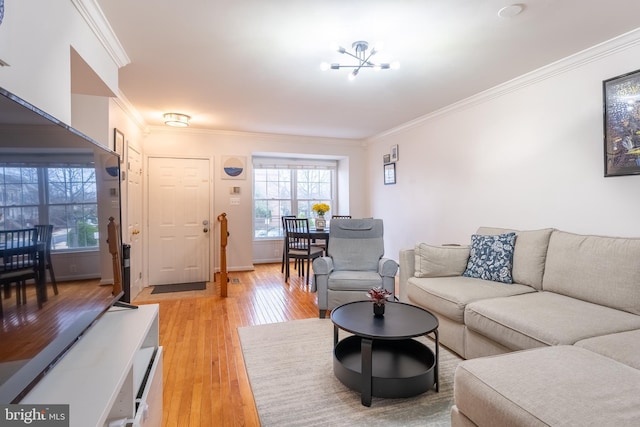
[150,281,206,294]
[238,318,462,426]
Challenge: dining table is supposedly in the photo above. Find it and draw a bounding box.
[309,227,330,250]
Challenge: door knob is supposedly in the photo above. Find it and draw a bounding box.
[203,228,209,233]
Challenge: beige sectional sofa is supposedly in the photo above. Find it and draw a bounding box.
[399,227,640,426]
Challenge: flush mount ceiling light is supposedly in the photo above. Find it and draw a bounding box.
[163,112,190,127]
[321,41,399,80]
[498,4,525,18]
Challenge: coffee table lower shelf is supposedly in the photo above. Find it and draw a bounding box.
[334,335,436,400]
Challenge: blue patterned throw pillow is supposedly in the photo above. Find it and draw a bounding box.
[463,232,516,283]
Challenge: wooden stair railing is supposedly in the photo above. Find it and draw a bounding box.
[107,216,123,297]
[217,213,229,297]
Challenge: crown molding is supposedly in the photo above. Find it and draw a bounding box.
[112,91,147,132]
[71,0,130,68]
[146,124,364,146]
[368,27,640,143]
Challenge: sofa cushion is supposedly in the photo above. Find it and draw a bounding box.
[463,233,516,283]
[542,230,640,314]
[575,329,640,370]
[414,243,470,278]
[465,291,640,350]
[454,346,640,427]
[476,227,553,290]
[406,276,535,323]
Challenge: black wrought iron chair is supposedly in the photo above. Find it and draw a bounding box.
[283,218,324,285]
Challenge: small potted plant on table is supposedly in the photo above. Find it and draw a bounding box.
[367,286,392,317]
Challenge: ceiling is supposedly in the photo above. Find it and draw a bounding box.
[96,0,640,140]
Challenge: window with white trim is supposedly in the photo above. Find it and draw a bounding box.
[0,163,98,250]
[253,157,336,239]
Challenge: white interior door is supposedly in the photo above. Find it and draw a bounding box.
[148,157,211,286]
[127,145,144,299]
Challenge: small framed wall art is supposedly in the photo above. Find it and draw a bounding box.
[384,162,396,185]
[383,153,391,163]
[390,144,399,162]
[603,69,640,177]
[221,155,247,180]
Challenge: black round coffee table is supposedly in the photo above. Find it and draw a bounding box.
[330,301,439,406]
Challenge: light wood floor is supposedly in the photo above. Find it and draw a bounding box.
[132,262,319,427]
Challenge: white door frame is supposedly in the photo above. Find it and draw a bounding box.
[126,144,144,299]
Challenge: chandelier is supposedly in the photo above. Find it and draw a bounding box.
[321,41,399,80]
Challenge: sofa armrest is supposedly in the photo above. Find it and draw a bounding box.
[399,248,415,303]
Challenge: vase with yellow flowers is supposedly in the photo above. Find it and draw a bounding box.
[312,203,330,230]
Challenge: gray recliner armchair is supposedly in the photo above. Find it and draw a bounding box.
[312,218,398,318]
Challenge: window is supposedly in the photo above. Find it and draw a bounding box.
[0,164,98,250]
[253,157,336,239]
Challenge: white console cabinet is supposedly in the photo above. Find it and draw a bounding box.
[22,304,163,427]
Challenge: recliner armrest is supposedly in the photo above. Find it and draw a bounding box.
[312,256,333,275]
[311,257,333,293]
[379,258,399,277]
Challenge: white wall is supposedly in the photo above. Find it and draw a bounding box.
[143,128,367,272]
[0,0,119,125]
[367,30,640,261]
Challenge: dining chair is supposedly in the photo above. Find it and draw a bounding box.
[0,228,41,315]
[283,218,324,285]
[35,224,58,295]
[280,215,297,273]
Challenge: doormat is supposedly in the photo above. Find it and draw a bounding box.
[151,282,207,294]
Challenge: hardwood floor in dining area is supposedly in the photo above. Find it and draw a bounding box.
[133,262,320,427]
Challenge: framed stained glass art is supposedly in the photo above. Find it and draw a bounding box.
[603,69,640,177]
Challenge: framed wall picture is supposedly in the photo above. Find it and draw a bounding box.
[384,162,396,185]
[383,153,391,163]
[390,144,399,162]
[221,155,247,180]
[603,69,640,177]
[113,128,125,164]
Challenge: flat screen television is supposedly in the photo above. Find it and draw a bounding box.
[0,87,124,403]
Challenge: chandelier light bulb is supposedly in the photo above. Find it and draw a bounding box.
[320,62,330,71]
